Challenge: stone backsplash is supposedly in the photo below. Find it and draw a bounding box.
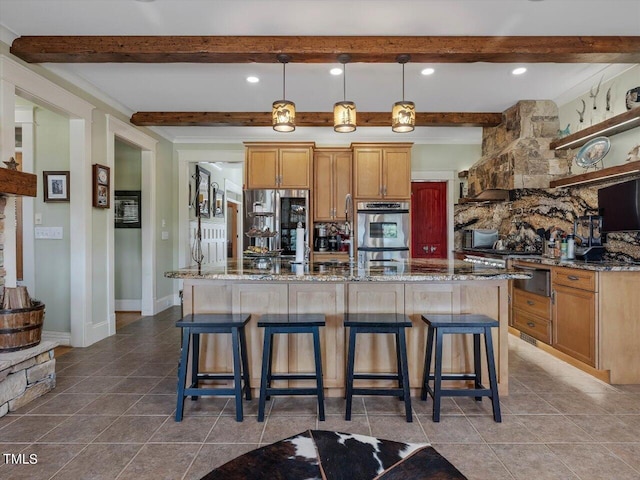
[454,175,640,263]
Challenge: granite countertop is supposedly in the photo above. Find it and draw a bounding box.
[165,258,531,282]
[511,256,640,272]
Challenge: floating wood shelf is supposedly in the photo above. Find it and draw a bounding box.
[0,168,37,197]
[550,161,640,188]
[550,109,640,151]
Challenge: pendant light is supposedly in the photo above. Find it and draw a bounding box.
[272,54,296,132]
[333,54,356,133]
[392,54,416,133]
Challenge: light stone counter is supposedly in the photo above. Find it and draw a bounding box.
[510,256,640,272]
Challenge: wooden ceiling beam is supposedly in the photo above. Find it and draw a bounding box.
[130,111,503,127]
[11,36,640,64]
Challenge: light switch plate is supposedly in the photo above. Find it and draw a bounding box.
[35,213,42,225]
[161,231,169,240]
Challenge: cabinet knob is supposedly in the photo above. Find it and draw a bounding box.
[527,300,535,306]
[527,322,535,328]
[567,275,580,281]
[431,246,437,253]
[423,245,429,252]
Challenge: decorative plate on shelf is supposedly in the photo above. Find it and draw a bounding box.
[575,136,611,168]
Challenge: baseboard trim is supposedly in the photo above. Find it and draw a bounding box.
[115,299,142,311]
[41,330,71,346]
[152,294,177,315]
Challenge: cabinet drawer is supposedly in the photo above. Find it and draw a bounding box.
[513,289,551,319]
[553,267,596,291]
[513,308,551,344]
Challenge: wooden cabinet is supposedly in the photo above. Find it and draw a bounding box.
[512,288,552,344]
[313,148,352,221]
[552,267,597,367]
[352,143,412,199]
[245,142,314,189]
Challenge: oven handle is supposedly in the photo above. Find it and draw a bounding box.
[357,209,409,215]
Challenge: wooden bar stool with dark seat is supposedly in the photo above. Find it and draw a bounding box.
[257,313,326,422]
[421,313,501,422]
[175,313,251,422]
[344,313,413,423]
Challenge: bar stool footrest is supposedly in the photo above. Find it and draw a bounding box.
[351,388,405,396]
[265,387,321,396]
[269,373,319,381]
[352,373,403,380]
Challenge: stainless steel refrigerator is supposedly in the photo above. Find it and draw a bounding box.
[243,190,309,258]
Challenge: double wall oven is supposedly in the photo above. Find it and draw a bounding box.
[357,201,410,264]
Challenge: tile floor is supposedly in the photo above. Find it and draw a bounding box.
[2,306,640,479]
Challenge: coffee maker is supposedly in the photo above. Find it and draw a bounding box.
[574,212,605,261]
[314,224,329,252]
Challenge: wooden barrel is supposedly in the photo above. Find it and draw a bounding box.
[0,301,45,352]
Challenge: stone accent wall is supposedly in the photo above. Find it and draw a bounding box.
[0,341,57,417]
[468,101,570,196]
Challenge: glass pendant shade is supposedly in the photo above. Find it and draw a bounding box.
[272,100,296,132]
[392,101,416,133]
[333,101,357,133]
[272,54,295,132]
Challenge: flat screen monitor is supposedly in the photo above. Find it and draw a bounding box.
[598,179,640,232]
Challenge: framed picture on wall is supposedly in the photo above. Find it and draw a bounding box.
[114,190,141,228]
[92,164,110,208]
[196,165,211,218]
[43,171,70,202]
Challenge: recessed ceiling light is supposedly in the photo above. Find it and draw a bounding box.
[421,68,435,76]
[330,67,343,76]
[246,76,260,83]
[512,67,527,75]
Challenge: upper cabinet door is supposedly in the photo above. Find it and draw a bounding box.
[280,147,312,189]
[314,151,334,221]
[353,147,383,198]
[245,148,279,189]
[383,148,411,199]
[333,151,352,221]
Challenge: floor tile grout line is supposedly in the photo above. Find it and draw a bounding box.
[180,406,226,480]
[601,443,640,475]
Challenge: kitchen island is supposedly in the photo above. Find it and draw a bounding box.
[166,259,530,397]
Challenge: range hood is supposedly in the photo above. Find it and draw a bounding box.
[459,189,514,203]
[466,101,563,199]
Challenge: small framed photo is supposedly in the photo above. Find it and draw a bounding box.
[114,190,141,228]
[43,171,70,202]
[92,164,110,208]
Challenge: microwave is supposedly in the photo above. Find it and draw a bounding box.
[463,229,499,249]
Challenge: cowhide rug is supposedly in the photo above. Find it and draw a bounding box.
[201,430,467,479]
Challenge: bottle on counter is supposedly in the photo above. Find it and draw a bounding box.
[567,234,576,260]
[560,235,568,260]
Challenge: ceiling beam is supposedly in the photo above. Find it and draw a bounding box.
[11,36,640,64]
[130,111,503,127]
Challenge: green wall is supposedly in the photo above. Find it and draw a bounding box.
[33,106,71,333]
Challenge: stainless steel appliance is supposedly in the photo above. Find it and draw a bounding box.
[314,224,329,252]
[356,201,410,262]
[574,213,605,261]
[463,229,499,249]
[243,190,309,258]
[513,266,551,297]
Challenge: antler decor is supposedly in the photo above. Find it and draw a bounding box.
[576,99,586,124]
[589,76,603,110]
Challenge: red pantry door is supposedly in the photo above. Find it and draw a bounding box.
[411,181,447,259]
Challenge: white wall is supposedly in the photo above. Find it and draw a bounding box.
[558,65,640,170]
